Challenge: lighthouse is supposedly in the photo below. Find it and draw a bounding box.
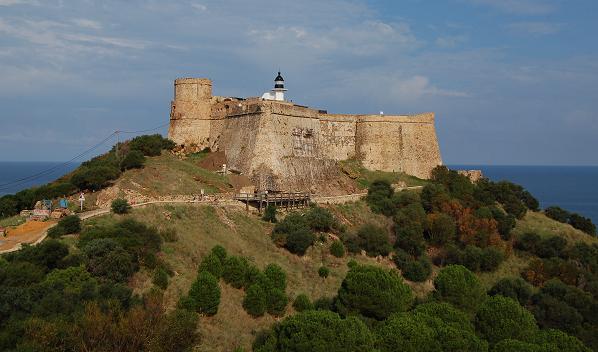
[261,71,287,101]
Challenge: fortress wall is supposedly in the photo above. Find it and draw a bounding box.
[355,113,441,179]
[168,78,212,147]
[319,114,357,160]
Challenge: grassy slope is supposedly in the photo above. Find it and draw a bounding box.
[115,152,233,197]
[85,204,399,351]
[339,159,429,189]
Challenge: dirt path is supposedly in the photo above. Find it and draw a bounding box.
[0,220,57,253]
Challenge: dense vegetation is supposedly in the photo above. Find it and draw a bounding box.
[0,218,198,351]
[0,134,175,218]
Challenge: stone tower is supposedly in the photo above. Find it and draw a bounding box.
[168,78,213,148]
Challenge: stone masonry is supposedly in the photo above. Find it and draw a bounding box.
[168,78,443,192]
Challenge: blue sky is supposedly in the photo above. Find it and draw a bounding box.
[0,0,597,165]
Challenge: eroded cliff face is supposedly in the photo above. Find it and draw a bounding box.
[168,78,443,192]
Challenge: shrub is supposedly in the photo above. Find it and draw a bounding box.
[153,268,169,289]
[263,263,286,290]
[128,134,175,156]
[274,213,315,255]
[82,238,135,282]
[211,245,227,262]
[421,183,450,213]
[354,223,392,257]
[222,256,249,289]
[535,236,567,258]
[329,240,345,258]
[480,247,505,272]
[545,206,570,223]
[434,265,486,313]
[111,198,131,214]
[198,253,223,278]
[262,204,277,223]
[243,284,267,317]
[120,150,145,171]
[426,212,456,245]
[463,245,483,272]
[71,165,120,191]
[285,229,315,256]
[568,213,596,235]
[413,302,474,332]
[252,310,375,352]
[401,256,432,282]
[151,309,198,352]
[304,206,336,232]
[337,264,413,320]
[318,266,330,278]
[377,313,440,352]
[57,215,81,234]
[266,288,288,317]
[47,225,67,239]
[516,232,542,252]
[366,180,395,215]
[394,204,427,256]
[293,294,313,312]
[188,271,220,315]
[489,277,533,305]
[476,295,538,344]
[313,296,334,311]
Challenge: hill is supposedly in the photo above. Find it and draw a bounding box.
[2,136,598,352]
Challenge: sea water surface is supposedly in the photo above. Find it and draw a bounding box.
[0,162,80,197]
[1,162,597,224]
[451,165,598,224]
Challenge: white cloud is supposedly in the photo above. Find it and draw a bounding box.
[190,3,207,11]
[72,18,102,30]
[465,0,556,15]
[436,35,467,48]
[507,22,563,35]
[0,0,37,6]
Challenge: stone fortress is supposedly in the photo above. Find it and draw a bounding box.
[168,72,443,193]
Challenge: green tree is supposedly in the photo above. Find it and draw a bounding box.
[376,313,440,352]
[421,183,450,213]
[426,212,456,245]
[222,256,249,289]
[491,339,543,352]
[304,206,336,232]
[266,288,288,317]
[434,265,486,313]
[82,238,135,282]
[253,310,375,352]
[263,263,286,291]
[366,180,395,216]
[354,223,392,257]
[211,245,227,262]
[243,284,267,317]
[120,150,146,171]
[533,329,591,352]
[318,266,330,278]
[198,253,223,278]
[57,215,81,234]
[330,240,345,258]
[262,204,278,223]
[476,295,538,344]
[544,206,570,223]
[337,264,413,320]
[293,294,313,312]
[111,198,131,214]
[489,277,533,305]
[188,271,220,316]
[413,302,474,332]
[401,256,432,282]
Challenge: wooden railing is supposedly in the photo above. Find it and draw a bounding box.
[234,192,311,213]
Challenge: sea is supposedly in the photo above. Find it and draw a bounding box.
[0,162,596,224]
[451,165,598,224]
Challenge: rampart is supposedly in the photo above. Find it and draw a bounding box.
[168,78,443,192]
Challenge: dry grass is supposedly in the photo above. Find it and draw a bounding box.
[116,152,233,197]
[339,159,428,189]
[0,215,26,228]
[476,253,532,290]
[513,211,598,245]
[325,200,392,233]
[82,203,432,351]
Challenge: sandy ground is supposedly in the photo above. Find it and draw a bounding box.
[0,220,56,252]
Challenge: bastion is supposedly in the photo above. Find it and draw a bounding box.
[168,74,443,192]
